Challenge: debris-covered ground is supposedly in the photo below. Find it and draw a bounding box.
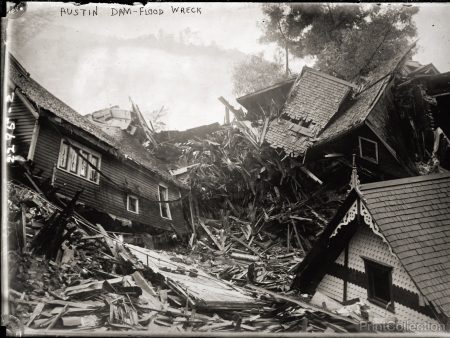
[7,182,374,334]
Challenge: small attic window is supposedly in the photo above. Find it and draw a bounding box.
[359,136,378,164]
[364,259,394,312]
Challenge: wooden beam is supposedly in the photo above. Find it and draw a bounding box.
[198,218,223,251]
[287,223,291,252]
[300,166,323,185]
[291,220,305,255]
[217,96,245,118]
[20,204,27,252]
[26,302,45,327]
[14,88,39,119]
[27,120,40,161]
[259,117,270,146]
[246,285,359,327]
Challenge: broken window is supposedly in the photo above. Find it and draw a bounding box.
[57,139,101,184]
[69,146,79,173]
[89,155,99,182]
[127,194,139,214]
[58,142,69,169]
[158,184,171,219]
[79,150,88,178]
[364,259,394,312]
[359,137,378,164]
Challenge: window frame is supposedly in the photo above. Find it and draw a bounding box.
[363,258,395,312]
[127,194,139,214]
[358,136,379,164]
[57,139,102,184]
[158,183,172,220]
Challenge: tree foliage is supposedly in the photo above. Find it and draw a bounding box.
[260,4,419,81]
[232,53,286,97]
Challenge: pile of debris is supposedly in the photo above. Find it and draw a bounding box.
[189,217,303,292]
[7,183,365,333]
[154,125,341,253]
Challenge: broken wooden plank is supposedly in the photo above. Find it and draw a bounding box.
[291,220,305,254]
[132,271,163,309]
[45,304,68,330]
[300,166,323,185]
[230,252,260,262]
[26,302,45,327]
[20,204,27,252]
[45,299,103,309]
[230,235,260,256]
[198,218,224,251]
[246,285,358,327]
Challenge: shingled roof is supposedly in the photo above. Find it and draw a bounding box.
[360,172,450,319]
[8,54,186,189]
[313,43,418,147]
[315,76,390,145]
[264,44,419,156]
[294,172,450,321]
[265,67,355,156]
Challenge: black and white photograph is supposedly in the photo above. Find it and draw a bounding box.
[1,2,450,336]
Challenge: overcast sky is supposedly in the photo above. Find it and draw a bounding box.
[7,2,450,131]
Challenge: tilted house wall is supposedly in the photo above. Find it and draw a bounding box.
[7,54,190,239]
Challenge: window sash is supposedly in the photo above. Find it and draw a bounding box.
[69,147,79,173]
[127,195,139,214]
[364,259,394,312]
[89,156,99,182]
[158,185,171,219]
[359,136,378,164]
[79,150,88,177]
[57,139,101,184]
[59,142,69,169]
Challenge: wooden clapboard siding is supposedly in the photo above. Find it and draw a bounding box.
[33,119,188,235]
[9,95,36,157]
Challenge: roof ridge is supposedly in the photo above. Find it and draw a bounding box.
[361,172,450,191]
[302,66,358,89]
[236,76,297,101]
[9,53,186,188]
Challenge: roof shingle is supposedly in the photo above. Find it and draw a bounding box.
[9,54,185,188]
[265,67,354,156]
[360,172,450,318]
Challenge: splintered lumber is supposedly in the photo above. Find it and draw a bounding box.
[64,276,123,297]
[61,317,82,327]
[45,299,103,309]
[127,244,260,310]
[291,221,305,255]
[198,218,224,251]
[132,272,163,309]
[230,252,260,262]
[20,204,27,252]
[259,117,270,146]
[95,223,118,258]
[27,302,45,327]
[45,304,68,330]
[61,315,99,328]
[230,235,260,256]
[246,285,358,327]
[31,190,83,259]
[300,166,323,185]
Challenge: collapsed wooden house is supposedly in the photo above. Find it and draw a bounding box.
[292,172,450,330]
[237,46,450,184]
[7,54,190,247]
